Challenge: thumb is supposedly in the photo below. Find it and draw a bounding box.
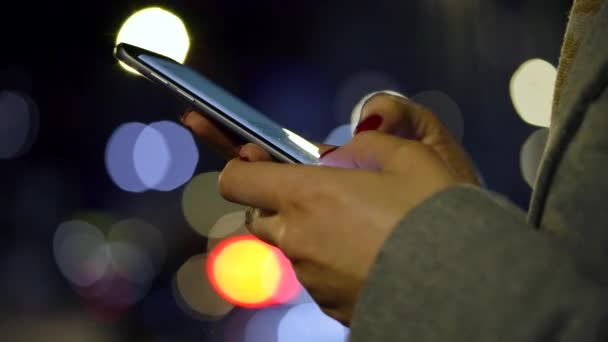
[354,91,442,140]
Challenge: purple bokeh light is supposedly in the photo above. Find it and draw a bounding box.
[105,121,198,192]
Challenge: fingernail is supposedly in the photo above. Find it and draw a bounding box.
[180,107,194,123]
[319,146,339,159]
[354,114,383,134]
[239,156,250,162]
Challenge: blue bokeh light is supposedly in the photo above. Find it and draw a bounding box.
[278,303,349,342]
[324,124,352,146]
[134,124,171,189]
[148,121,199,191]
[105,122,148,193]
[105,121,198,193]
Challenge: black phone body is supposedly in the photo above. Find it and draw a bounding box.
[114,43,320,165]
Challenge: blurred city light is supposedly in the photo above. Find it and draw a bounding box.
[334,71,402,124]
[108,218,166,274]
[133,124,171,188]
[207,236,281,308]
[244,306,291,342]
[116,7,190,74]
[53,220,108,287]
[54,216,163,320]
[269,249,301,305]
[107,241,156,285]
[0,90,39,159]
[105,121,198,192]
[324,124,352,146]
[174,254,234,320]
[413,90,464,142]
[146,121,199,191]
[520,128,549,187]
[510,59,557,127]
[277,303,349,342]
[182,172,245,237]
[105,122,148,192]
[207,211,247,240]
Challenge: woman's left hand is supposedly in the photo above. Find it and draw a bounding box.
[218,131,462,325]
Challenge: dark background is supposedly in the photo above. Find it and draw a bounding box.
[0,0,572,340]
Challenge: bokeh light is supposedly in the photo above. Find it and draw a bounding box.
[105,121,198,192]
[324,124,352,146]
[174,254,234,320]
[520,128,549,187]
[413,90,464,142]
[105,122,148,192]
[334,71,402,124]
[207,236,281,308]
[277,303,349,342]
[108,218,166,273]
[244,306,291,342]
[182,172,245,237]
[148,121,199,191]
[0,312,118,341]
[510,59,557,127]
[207,211,247,240]
[0,90,39,159]
[53,220,108,287]
[116,7,190,74]
[107,241,156,285]
[54,216,163,320]
[133,124,171,188]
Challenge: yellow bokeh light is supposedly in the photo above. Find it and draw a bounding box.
[209,237,281,306]
[510,59,557,127]
[116,7,190,74]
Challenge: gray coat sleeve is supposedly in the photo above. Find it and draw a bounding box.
[349,185,608,341]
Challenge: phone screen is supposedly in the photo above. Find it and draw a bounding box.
[136,54,320,164]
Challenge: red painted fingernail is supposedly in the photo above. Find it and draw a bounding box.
[354,114,383,134]
[239,156,250,162]
[319,146,339,159]
[180,107,194,123]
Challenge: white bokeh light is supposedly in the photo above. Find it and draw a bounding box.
[174,254,234,320]
[53,220,108,287]
[116,7,190,74]
[182,172,246,237]
[510,59,557,127]
[520,128,549,187]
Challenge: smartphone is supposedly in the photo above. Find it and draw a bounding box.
[114,43,320,165]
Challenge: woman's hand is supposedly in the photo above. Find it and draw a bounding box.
[181,93,479,325]
[218,131,462,325]
[180,92,479,184]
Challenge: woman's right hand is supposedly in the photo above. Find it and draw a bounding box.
[180,92,479,185]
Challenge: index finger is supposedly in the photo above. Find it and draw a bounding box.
[218,159,321,211]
